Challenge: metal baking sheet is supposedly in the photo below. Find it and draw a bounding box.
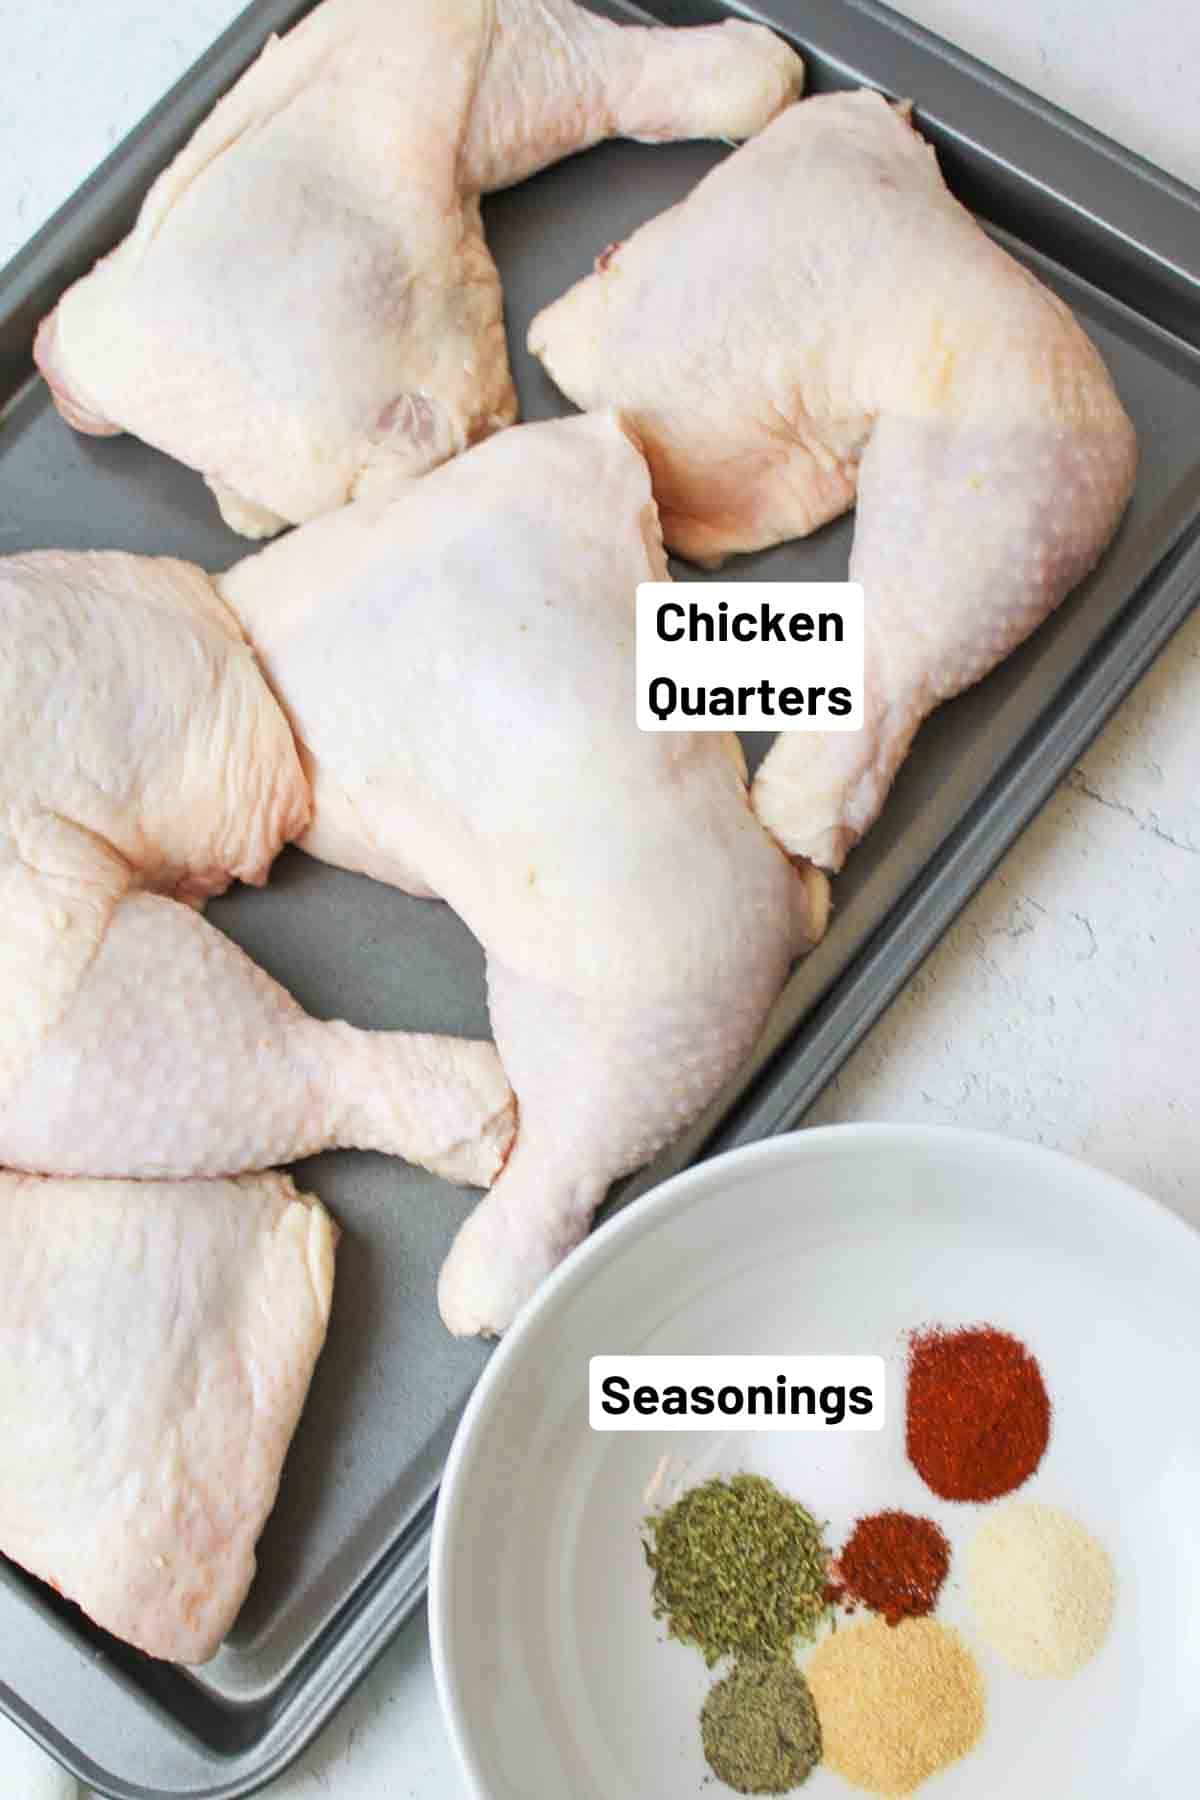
[1,0,1198,1792]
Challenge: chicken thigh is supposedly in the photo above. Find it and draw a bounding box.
[2,548,308,901]
[0,1168,335,1662]
[530,90,1138,870]
[220,413,828,1335]
[35,0,803,538]
[0,822,513,1185]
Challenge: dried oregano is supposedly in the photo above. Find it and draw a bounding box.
[643,1474,830,1665]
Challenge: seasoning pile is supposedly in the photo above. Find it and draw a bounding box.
[702,1660,824,1795]
[824,1511,950,1626]
[905,1325,1051,1502]
[645,1473,830,1665]
[968,1502,1116,1678]
[642,1321,1117,1796]
[806,1618,985,1796]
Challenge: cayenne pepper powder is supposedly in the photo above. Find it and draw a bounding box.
[827,1510,951,1626]
[906,1324,1051,1502]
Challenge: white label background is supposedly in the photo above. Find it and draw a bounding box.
[636,582,865,731]
[589,1355,885,1431]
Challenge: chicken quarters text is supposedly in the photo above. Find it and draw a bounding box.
[635,581,866,732]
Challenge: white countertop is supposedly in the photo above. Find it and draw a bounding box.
[0,2,1197,1796]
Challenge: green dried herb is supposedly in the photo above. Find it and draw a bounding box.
[643,1474,830,1665]
[701,1660,823,1795]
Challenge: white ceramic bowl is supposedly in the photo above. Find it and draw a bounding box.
[430,1124,1200,1798]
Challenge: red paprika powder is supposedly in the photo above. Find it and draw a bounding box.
[906,1324,1051,1502]
[827,1510,950,1626]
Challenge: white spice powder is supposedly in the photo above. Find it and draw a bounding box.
[968,1502,1115,1678]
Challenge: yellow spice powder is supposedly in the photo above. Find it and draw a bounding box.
[805,1617,986,1795]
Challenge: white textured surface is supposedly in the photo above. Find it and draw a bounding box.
[807,636,1200,1210]
[0,1,1196,1796]
[0,1714,76,1800]
[0,1,247,265]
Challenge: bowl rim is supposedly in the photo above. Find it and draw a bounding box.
[428,1120,1200,1800]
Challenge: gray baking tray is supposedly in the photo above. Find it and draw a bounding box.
[1,0,1199,1793]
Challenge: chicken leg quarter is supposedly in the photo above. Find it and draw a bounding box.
[220,414,828,1335]
[0,546,510,1183]
[529,90,1138,870]
[35,0,803,537]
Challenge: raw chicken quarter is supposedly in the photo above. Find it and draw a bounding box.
[219,412,830,1336]
[0,549,515,1187]
[530,89,1139,871]
[0,1170,337,1664]
[34,0,803,536]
